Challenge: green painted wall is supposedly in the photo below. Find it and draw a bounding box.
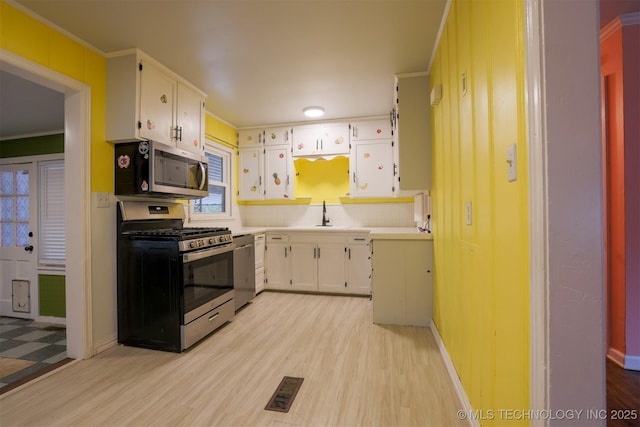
[0,134,64,158]
[39,274,66,317]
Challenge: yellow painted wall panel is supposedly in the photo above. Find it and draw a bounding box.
[1,2,110,192]
[431,0,530,423]
[0,2,50,65]
[294,157,349,203]
[205,113,237,147]
[50,32,85,81]
[86,52,110,191]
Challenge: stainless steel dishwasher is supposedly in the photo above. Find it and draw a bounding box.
[233,234,256,311]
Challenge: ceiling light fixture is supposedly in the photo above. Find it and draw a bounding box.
[303,106,325,118]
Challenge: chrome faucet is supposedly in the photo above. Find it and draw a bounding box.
[322,200,330,226]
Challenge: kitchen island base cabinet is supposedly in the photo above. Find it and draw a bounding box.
[371,239,432,326]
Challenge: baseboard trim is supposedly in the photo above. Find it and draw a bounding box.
[36,315,66,326]
[430,320,477,427]
[607,347,626,367]
[624,354,640,371]
[93,336,117,356]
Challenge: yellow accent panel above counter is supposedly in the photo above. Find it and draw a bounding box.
[294,157,349,203]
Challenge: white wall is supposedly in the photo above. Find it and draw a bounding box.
[90,192,117,353]
[542,0,606,423]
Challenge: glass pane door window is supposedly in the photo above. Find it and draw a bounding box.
[1,169,30,247]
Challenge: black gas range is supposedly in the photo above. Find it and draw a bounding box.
[117,201,235,352]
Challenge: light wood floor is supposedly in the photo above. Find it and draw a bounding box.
[0,292,467,427]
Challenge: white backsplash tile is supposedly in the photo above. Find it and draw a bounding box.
[240,202,414,228]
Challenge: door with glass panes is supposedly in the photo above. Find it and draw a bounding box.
[0,163,37,318]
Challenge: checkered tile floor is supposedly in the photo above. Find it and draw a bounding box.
[0,316,67,389]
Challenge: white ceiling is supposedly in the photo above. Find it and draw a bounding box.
[0,70,65,139]
[1,0,446,138]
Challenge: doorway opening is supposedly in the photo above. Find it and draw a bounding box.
[1,49,92,371]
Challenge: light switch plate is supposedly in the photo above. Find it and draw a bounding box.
[507,144,517,182]
[465,201,472,225]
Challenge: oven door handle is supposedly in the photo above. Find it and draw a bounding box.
[183,244,233,263]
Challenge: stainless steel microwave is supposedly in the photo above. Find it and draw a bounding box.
[115,141,208,199]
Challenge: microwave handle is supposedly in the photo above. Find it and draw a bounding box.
[198,162,207,190]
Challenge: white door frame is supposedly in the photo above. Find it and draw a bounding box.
[524,0,549,421]
[0,49,93,359]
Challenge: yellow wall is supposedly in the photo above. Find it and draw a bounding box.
[430,0,530,424]
[205,113,236,148]
[1,1,109,192]
[294,157,350,203]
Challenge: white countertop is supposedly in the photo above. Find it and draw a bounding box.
[368,227,432,240]
[231,226,432,240]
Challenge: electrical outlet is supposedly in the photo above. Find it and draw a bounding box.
[96,192,110,208]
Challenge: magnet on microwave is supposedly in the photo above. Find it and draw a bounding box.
[141,180,149,192]
[118,155,130,169]
[138,141,149,155]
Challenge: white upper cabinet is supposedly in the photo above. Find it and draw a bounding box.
[106,49,206,154]
[238,125,294,201]
[238,145,293,201]
[238,129,264,147]
[350,139,396,198]
[175,83,205,152]
[350,118,392,141]
[238,127,291,147]
[349,118,396,198]
[264,126,291,146]
[394,73,431,191]
[264,146,292,200]
[292,122,350,157]
[138,60,176,144]
[238,147,264,200]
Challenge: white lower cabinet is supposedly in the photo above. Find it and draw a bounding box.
[290,240,319,292]
[346,236,372,295]
[255,234,265,294]
[265,232,371,295]
[371,239,433,326]
[264,234,290,290]
[316,240,347,293]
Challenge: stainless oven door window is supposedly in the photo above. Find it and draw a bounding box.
[182,245,234,316]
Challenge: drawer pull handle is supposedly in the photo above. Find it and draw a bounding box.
[208,313,220,322]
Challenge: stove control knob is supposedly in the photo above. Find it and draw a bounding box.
[209,238,215,244]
